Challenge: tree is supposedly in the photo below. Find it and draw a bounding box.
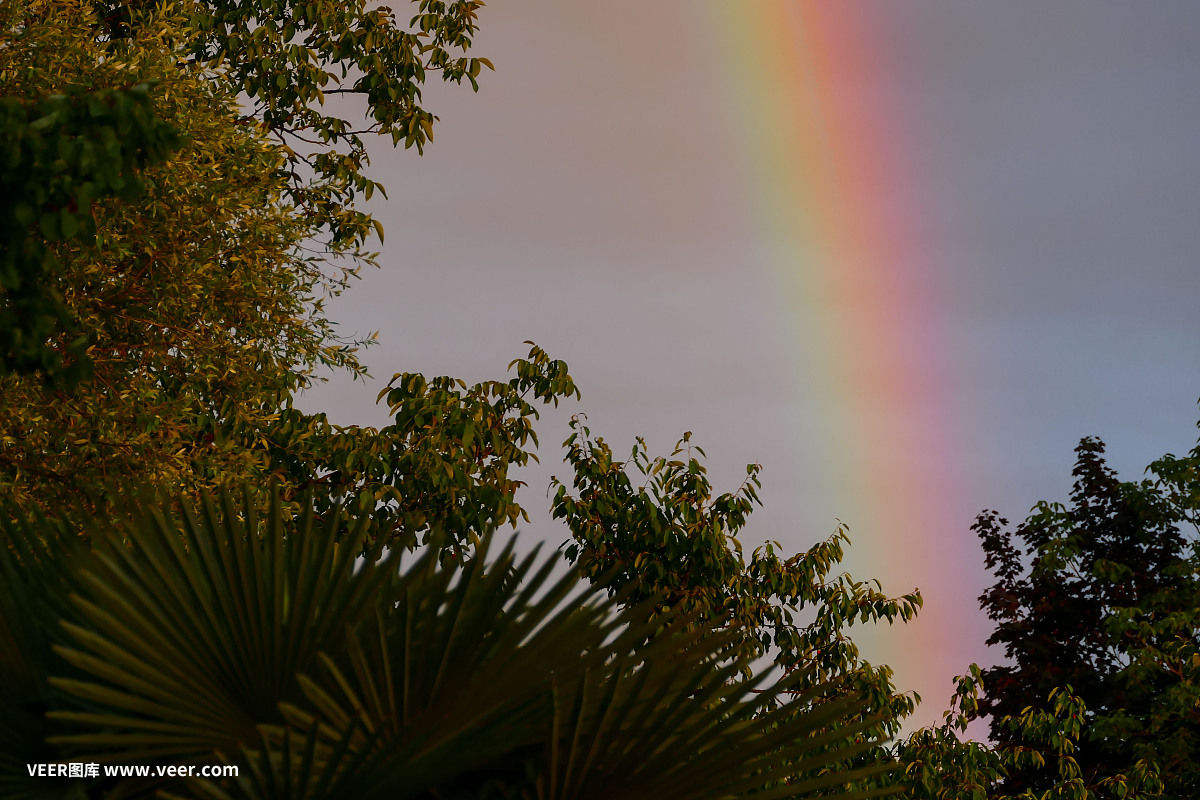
[1,1,573,541]
[894,432,1199,800]
[549,415,923,795]
[897,670,1165,800]
[262,345,579,547]
[0,77,181,385]
[968,435,1199,798]
[3,0,490,381]
[0,0,367,514]
[183,0,491,245]
[89,0,490,249]
[0,486,898,800]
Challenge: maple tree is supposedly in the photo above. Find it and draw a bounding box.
[969,436,1199,798]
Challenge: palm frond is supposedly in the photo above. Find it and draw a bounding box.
[45,489,394,761]
[0,505,89,800]
[0,487,900,799]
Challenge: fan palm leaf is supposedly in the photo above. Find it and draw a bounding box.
[0,488,901,799]
[0,507,89,800]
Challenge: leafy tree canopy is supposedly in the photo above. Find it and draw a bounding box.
[1,0,183,384]
[0,0,563,543]
[969,435,1200,798]
[897,430,1200,800]
[899,672,1166,800]
[178,0,491,247]
[0,0,366,513]
[550,416,923,795]
[3,0,489,380]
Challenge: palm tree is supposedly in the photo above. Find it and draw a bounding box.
[0,489,899,799]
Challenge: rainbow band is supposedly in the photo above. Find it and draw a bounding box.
[705,1,973,726]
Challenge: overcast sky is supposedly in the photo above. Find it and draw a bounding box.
[297,2,1200,732]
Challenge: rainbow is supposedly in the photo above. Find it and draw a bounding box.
[701,2,980,729]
